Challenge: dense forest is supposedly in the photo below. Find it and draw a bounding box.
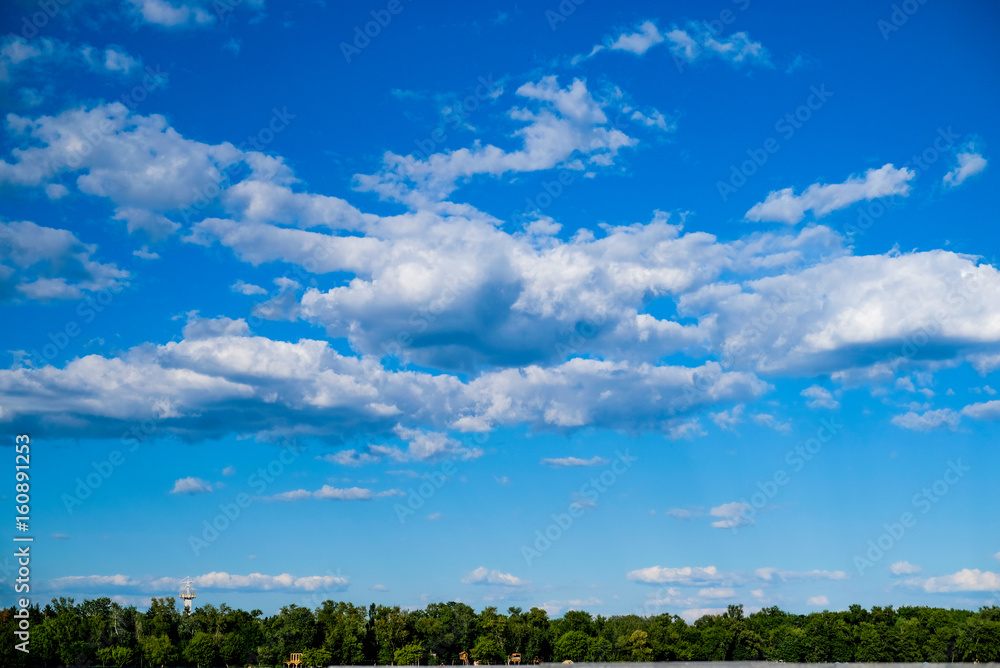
[3,598,1000,667]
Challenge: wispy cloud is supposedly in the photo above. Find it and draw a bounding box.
[746,164,915,224]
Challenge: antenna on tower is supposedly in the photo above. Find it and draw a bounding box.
[179,576,197,613]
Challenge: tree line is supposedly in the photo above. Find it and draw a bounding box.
[2,598,999,667]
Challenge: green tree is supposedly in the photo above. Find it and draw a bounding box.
[303,646,335,666]
[140,633,176,667]
[554,630,590,662]
[184,630,218,667]
[97,644,135,667]
[395,641,426,665]
[471,634,504,664]
[623,629,653,661]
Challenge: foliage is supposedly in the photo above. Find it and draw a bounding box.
[2,597,998,666]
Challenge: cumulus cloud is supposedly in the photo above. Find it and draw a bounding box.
[232,279,268,295]
[609,21,665,55]
[709,501,752,529]
[755,568,848,581]
[698,587,736,599]
[626,565,727,585]
[0,103,291,239]
[908,568,1000,592]
[541,456,608,467]
[807,595,829,606]
[462,567,526,586]
[961,400,1000,421]
[356,76,637,202]
[801,385,839,409]
[170,477,213,494]
[680,249,1000,376]
[890,561,921,576]
[49,571,348,592]
[0,220,129,302]
[680,607,727,622]
[1,37,146,82]
[891,408,961,431]
[264,485,404,501]
[745,164,915,224]
[125,0,216,28]
[943,144,987,188]
[665,21,770,67]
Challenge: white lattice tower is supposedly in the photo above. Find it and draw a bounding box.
[179,576,196,612]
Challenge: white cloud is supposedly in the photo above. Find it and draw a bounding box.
[680,607,726,622]
[626,565,726,585]
[133,246,160,260]
[746,164,915,224]
[264,485,396,502]
[1,37,146,82]
[356,76,637,202]
[609,21,665,55]
[192,571,348,592]
[537,597,603,615]
[755,568,848,581]
[909,568,1000,592]
[962,400,1000,421]
[222,466,235,476]
[170,476,213,494]
[232,279,268,295]
[665,21,770,66]
[681,249,1000,376]
[807,595,829,606]
[126,0,216,27]
[750,413,790,432]
[665,508,697,520]
[698,587,736,599]
[710,404,744,431]
[372,583,388,591]
[943,144,987,188]
[0,220,129,302]
[801,385,839,409]
[462,567,526,586]
[891,408,961,431]
[321,449,382,466]
[890,561,922,576]
[49,571,347,592]
[540,456,608,467]
[709,501,752,529]
[0,103,289,238]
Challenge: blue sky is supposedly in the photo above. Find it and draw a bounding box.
[1,0,999,620]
